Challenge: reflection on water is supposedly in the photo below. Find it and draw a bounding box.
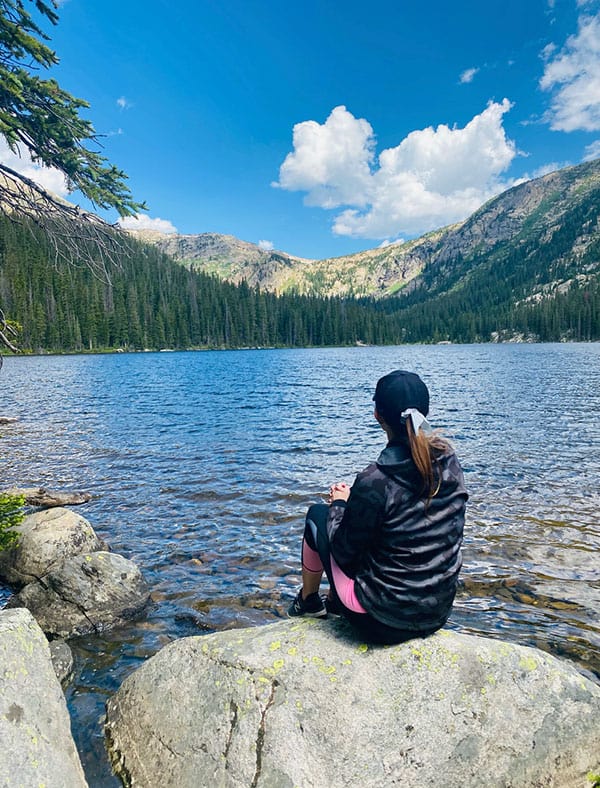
[1,343,599,786]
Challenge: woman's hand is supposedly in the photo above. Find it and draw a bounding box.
[328,482,351,503]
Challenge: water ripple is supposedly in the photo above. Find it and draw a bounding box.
[1,344,599,785]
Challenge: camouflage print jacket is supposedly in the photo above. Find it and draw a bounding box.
[327,440,468,634]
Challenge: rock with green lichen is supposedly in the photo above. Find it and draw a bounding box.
[105,618,600,788]
[7,551,150,638]
[0,608,87,787]
[0,507,106,588]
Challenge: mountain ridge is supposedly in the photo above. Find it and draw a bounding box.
[128,158,600,305]
[2,158,597,354]
[127,223,464,298]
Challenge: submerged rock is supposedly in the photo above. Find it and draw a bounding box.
[7,551,150,638]
[105,617,600,788]
[0,507,105,587]
[0,608,87,787]
[49,638,75,685]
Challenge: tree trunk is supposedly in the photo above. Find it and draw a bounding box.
[3,488,92,508]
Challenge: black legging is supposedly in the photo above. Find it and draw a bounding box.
[303,503,417,645]
[303,503,335,583]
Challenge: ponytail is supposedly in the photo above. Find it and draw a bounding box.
[405,419,449,502]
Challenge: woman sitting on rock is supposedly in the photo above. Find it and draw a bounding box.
[288,370,468,644]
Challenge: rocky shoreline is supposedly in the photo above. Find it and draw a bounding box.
[0,507,150,639]
[105,617,600,788]
[0,608,88,787]
[1,509,599,787]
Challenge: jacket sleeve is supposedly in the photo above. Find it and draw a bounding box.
[327,468,387,577]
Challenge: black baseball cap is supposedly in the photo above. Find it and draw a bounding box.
[373,370,430,427]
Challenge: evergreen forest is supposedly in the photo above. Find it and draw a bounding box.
[0,212,598,354]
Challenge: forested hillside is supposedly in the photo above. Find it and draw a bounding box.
[0,215,410,350]
[385,163,600,342]
[2,155,600,352]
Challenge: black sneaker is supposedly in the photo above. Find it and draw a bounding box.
[325,595,344,617]
[287,589,327,618]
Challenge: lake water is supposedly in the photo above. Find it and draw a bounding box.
[1,344,599,786]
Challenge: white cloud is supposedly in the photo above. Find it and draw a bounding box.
[0,135,69,196]
[275,101,518,239]
[541,42,557,60]
[459,67,480,84]
[540,13,600,131]
[274,105,375,208]
[117,96,132,110]
[258,239,274,251]
[118,214,177,234]
[583,139,600,159]
[530,162,563,177]
[378,238,405,248]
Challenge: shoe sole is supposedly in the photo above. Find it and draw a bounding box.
[286,609,328,619]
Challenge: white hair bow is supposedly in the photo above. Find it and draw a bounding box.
[401,408,432,435]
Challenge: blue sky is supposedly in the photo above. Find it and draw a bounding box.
[3,0,600,258]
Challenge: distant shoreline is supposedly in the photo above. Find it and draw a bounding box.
[3,337,600,361]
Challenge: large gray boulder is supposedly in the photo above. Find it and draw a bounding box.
[106,618,600,788]
[0,507,105,587]
[0,608,87,787]
[7,551,150,638]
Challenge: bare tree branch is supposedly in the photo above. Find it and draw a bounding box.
[0,307,19,353]
[0,166,141,357]
[0,164,133,281]
[3,487,92,507]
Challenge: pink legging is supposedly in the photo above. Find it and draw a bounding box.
[302,539,366,614]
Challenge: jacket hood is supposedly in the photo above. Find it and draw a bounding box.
[376,442,421,487]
